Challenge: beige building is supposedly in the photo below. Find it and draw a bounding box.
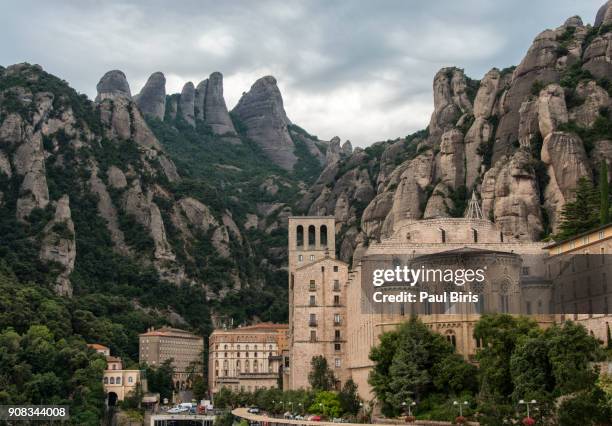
[139,327,204,389]
[89,344,143,405]
[287,196,562,399]
[287,216,350,390]
[208,323,288,394]
[544,223,612,344]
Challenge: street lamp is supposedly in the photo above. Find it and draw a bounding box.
[401,400,416,416]
[518,400,537,421]
[298,403,303,415]
[453,401,469,417]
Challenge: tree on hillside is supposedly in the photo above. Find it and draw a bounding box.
[308,356,336,391]
[555,177,600,240]
[600,161,610,225]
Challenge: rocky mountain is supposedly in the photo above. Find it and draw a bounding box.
[299,3,612,263]
[0,0,610,363]
[0,61,328,338]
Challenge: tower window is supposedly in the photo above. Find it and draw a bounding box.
[309,295,316,306]
[320,225,328,247]
[472,229,478,243]
[296,225,304,248]
[310,330,317,342]
[440,229,446,243]
[334,295,340,306]
[308,225,316,246]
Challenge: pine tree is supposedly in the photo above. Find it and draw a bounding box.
[555,177,600,240]
[600,161,610,225]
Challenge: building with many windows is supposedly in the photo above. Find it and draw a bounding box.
[208,323,288,394]
[544,223,612,344]
[139,327,204,389]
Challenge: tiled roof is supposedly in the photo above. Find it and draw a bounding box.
[87,343,109,350]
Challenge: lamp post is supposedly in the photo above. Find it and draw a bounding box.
[453,401,468,417]
[272,400,275,415]
[519,400,537,425]
[401,400,416,417]
[299,403,303,415]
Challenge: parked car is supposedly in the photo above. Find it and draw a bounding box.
[283,412,294,419]
[248,407,261,414]
[167,406,189,414]
[309,415,322,421]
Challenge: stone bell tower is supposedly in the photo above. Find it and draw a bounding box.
[286,216,349,390]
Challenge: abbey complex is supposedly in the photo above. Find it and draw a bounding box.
[284,208,612,399]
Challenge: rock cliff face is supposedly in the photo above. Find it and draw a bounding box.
[95,70,131,101]
[201,72,237,136]
[232,76,297,170]
[300,2,612,262]
[135,72,166,120]
[0,63,270,297]
[179,82,196,126]
[39,195,76,295]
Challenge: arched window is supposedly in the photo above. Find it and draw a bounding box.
[445,330,456,348]
[245,360,250,372]
[472,229,478,243]
[308,225,316,246]
[128,376,133,383]
[320,225,328,247]
[116,377,121,385]
[236,360,241,372]
[103,377,108,384]
[254,360,259,372]
[109,377,115,384]
[440,228,446,243]
[296,225,304,248]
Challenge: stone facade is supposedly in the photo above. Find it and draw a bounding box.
[139,327,204,389]
[344,215,552,399]
[544,223,612,345]
[287,211,612,401]
[208,323,287,394]
[287,217,350,390]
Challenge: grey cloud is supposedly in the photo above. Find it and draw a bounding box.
[0,0,605,145]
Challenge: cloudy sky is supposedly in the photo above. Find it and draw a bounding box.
[0,0,604,146]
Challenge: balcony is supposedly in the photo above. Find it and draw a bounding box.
[309,320,318,327]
